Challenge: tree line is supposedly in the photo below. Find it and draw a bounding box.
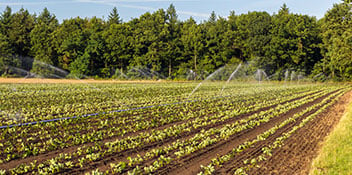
[0,1,351,80]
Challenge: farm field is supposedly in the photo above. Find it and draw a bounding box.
[0,81,351,174]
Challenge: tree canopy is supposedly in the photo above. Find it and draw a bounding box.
[0,2,351,81]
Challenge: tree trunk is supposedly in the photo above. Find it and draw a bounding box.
[168,59,172,78]
[4,66,9,75]
[194,54,197,80]
[194,54,197,72]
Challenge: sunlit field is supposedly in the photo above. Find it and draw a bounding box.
[0,81,350,174]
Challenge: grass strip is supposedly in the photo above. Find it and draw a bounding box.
[310,100,352,175]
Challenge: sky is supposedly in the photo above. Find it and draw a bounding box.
[0,0,339,23]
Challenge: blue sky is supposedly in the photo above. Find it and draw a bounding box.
[0,0,339,22]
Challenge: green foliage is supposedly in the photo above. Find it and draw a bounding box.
[319,2,352,80]
[30,8,59,77]
[103,23,132,76]
[108,7,122,25]
[68,52,90,78]
[8,8,35,57]
[0,33,16,75]
[0,6,12,35]
[0,7,21,76]
[83,17,107,76]
[1,82,348,174]
[0,2,351,80]
[266,5,322,76]
[52,17,89,70]
[180,17,205,76]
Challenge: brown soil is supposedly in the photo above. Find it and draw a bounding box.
[67,93,312,175]
[247,90,352,175]
[1,89,347,175]
[80,90,325,174]
[216,91,341,175]
[0,89,313,171]
[156,90,339,175]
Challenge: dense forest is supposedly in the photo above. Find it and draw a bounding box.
[0,1,351,80]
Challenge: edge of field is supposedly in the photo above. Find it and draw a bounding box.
[309,98,352,175]
[0,77,343,84]
[0,78,189,84]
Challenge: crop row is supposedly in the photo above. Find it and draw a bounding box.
[0,83,206,125]
[106,88,342,174]
[0,86,323,164]
[1,86,343,174]
[0,83,320,125]
[199,88,348,175]
[0,86,317,158]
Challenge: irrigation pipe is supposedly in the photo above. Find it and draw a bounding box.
[0,95,231,129]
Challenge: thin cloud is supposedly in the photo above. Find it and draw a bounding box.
[119,4,156,11]
[0,1,75,6]
[78,0,198,2]
[76,0,208,18]
[178,10,209,17]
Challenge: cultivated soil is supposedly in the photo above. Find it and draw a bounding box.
[0,88,350,175]
[248,91,352,175]
[159,90,341,175]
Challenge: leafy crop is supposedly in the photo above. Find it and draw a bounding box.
[0,82,349,174]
